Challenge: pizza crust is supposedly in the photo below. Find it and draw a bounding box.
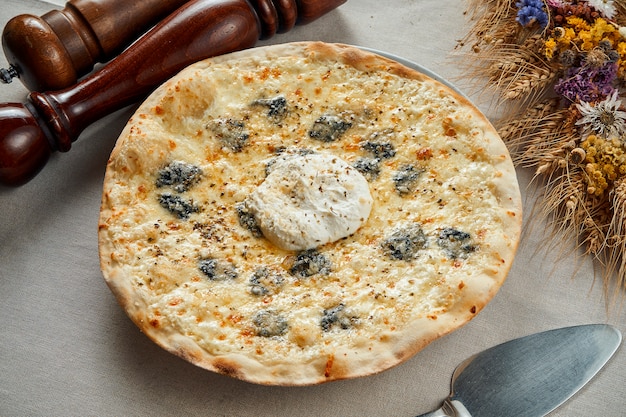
[98,42,522,385]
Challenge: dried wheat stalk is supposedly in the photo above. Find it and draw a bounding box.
[456,0,626,298]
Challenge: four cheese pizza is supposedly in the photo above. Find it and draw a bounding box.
[98,42,522,385]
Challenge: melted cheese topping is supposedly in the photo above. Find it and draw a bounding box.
[246,152,372,251]
[99,44,521,385]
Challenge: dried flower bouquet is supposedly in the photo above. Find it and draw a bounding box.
[456,0,626,296]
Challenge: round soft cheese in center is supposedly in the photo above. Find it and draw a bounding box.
[247,152,373,251]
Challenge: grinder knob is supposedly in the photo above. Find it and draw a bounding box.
[0,0,190,91]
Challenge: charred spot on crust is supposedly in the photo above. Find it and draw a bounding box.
[308,115,352,142]
[208,118,250,152]
[213,359,241,378]
[156,161,202,192]
[235,200,262,237]
[253,310,288,337]
[321,303,358,332]
[251,96,289,123]
[381,224,428,261]
[198,258,238,281]
[158,193,198,219]
[393,164,422,195]
[289,249,332,277]
[437,227,477,259]
[353,157,381,181]
[249,267,284,296]
[175,346,203,364]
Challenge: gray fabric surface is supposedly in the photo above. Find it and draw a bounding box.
[0,1,624,416]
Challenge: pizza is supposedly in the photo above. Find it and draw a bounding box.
[98,42,522,385]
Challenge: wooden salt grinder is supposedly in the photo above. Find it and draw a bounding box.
[0,0,347,187]
[1,0,193,91]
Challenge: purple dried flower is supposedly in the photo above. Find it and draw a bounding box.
[554,62,618,103]
[516,0,549,28]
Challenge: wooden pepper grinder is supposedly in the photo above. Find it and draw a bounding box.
[0,0,191,91]
[0,0,347,187]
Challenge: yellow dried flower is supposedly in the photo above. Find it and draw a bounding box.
[544,38,557,59]
[581,135,626,196]
[583,137,596,153]
[579,18,618,51]
[585,163,609,195]
[591,18,617,38]
[579,32,593,50]
[567,16,590,32]
[562,27,576,45]
[545,18,623,62]
[605,163,618,180]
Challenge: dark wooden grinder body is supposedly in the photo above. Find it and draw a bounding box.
[0,0,347,187]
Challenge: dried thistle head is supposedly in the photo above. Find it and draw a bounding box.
[586,48,610,68]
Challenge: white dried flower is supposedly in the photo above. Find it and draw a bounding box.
[546,0,565,7]
[587,0,617,19]
[576,91,626,139]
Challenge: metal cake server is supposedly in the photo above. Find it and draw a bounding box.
[416,324,622,417]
